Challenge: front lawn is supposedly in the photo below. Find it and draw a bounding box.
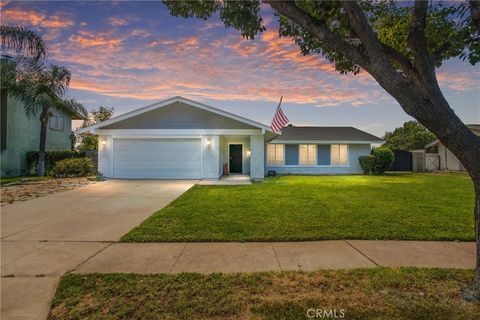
[122,173,474,242]
[49,268,479,320]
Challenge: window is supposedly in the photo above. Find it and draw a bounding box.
[331,144,348,165]
[299,144,316,165]
[267,144,284,165]
[50,114,64,131]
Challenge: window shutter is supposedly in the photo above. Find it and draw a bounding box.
[317,145,330,165]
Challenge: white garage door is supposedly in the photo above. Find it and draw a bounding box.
[113,138,201,179]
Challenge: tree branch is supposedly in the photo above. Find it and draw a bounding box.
[339,1,388,64]
[408,0,437,88]
[264,0,369,68]
[381,44,415,76]
[470,0,480,34]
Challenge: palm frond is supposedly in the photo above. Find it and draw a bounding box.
[56,97,89,120]
[0,26,48,60]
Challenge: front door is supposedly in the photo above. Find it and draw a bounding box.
[229,144,243,174]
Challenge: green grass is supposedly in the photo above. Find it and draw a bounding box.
[49,268,480,320]
[0,175,48,185]
[122,173,474,242]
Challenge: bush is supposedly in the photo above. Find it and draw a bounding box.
[359,155,376,174]
[51,157,94,177]
[26,151,85,173]
[359,148,394,175]
[372,147,395,174]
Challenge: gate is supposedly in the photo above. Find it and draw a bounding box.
[391,150,412,171]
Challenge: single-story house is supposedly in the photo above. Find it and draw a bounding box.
[424,124,480,172]
[0,90,81,177]
[78,96,383,180]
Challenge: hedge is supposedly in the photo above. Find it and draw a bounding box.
[51,157,94,177]
[26,151,85,173]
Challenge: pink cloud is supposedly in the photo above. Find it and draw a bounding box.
[1,8,74,28]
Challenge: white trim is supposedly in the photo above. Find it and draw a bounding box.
[228,143,244,174]
[425,139,440,148]
[77,96,272,134]
[95,129,263,136]
[271,140,383,144]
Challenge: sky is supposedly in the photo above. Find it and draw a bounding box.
[1,0,479,136]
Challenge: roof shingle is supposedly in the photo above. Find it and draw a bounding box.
[271,126,383,142]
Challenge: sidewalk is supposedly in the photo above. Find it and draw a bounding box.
[1,240,476,320]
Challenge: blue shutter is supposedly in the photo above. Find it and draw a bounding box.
[285,144,299,165]
[317,145,330,165]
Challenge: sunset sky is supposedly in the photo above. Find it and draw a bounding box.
[1,0,479,136]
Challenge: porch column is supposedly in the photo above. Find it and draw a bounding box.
[250,135,264,179]
[201,135,220,179]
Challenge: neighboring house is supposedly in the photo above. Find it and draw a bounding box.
[424,124,480,172]
[78,96,383,180]
[0,92,80,177]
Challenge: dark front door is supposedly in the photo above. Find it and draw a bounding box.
[229,144,243,173]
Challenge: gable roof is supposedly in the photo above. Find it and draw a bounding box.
[425,124,480,148]
[270,126,383,143]
[77,96,272,134]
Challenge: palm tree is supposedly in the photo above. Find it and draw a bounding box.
[12,64,88,176]
[1,26,48,61]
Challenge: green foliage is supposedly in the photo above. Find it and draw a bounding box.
[371,147,395,175]
[163,0,265,39]
[359,155,376,174]
[26,150,84,173]
[359,148,394,175]
[76,106,114,151]
[51,157,94,177]
[163,1,479,74]
[383,121,436,150]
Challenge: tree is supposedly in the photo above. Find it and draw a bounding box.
[162,0,480,299]
[383,121,436,150]
[0,26,48,61]
[11,64,88,176]
[77,106,114,151]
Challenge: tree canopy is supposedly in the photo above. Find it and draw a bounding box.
[383,121,436,151]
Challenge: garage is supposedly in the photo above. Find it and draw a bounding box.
[113,138,201,179]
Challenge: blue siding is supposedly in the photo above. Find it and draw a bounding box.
[285,144,298,165]
[317,145,330,165]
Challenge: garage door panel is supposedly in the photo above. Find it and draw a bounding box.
[113,138,201,179]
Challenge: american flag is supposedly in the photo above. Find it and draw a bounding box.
[270,96,289,132]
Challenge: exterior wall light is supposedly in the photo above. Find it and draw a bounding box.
[101,139,106,145]
[247,150,251,156]
[206,138,211,146]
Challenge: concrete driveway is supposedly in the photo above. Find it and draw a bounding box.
[1,179,195,320]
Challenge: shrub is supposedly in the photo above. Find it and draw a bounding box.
[371,147,395,174]
[51,157,94,177]
[359,155,376,174]
[26,151,85,173]
[359,148,394,175]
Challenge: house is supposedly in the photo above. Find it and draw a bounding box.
[0,92,81,177]
[424,124,480,172]
[78,96,383,179]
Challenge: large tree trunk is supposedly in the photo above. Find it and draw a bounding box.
[38,108,49,176]
[378,77,480,299]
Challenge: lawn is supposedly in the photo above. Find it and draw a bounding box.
[122,173,474,242]
[0,175,47,185]
[49,268,479,320]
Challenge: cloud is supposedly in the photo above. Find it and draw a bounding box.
[1,8,74,28]
[68,30,124,48]
[109,16,128,26]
